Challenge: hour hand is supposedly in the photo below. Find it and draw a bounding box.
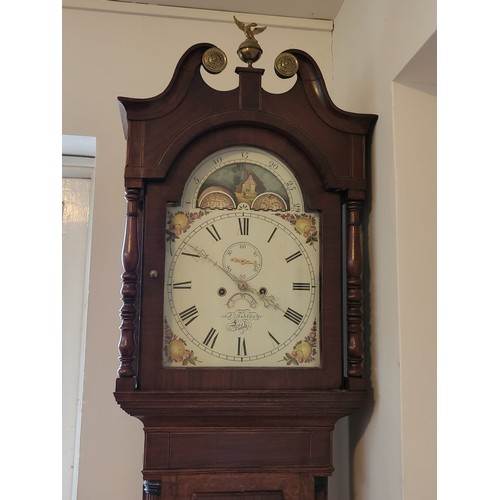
[257,290,283,311]
[238,282,283,312]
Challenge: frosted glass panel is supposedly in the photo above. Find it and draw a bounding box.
[62,177,92,500]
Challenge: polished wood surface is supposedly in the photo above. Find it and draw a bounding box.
[115,43,377,498]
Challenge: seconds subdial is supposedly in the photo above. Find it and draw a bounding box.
[222,242,263,281]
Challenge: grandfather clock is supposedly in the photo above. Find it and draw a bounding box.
[115,18,377,499]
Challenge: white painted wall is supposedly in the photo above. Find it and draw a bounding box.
[62,0,436,498]
[331,1,436,499]
[393,81,436,500]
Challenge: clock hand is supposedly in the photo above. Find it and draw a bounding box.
[184,243,282,310]
[237,281,284,312]
[230,257,259,266]
[185,243,241,284]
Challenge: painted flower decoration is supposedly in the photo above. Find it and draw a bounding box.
[276,212,318,248]
[282,320,318,365]
[171,212,190,236]
[294,216,317,239]
[164,328,200,366]
[166,210,206,242]
[167,338,190,362]
[292,341,313,361]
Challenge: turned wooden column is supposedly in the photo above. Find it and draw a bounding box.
[118,187,141,380]
[345,197,365,386]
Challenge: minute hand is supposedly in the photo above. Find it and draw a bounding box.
[185,243,282,310]
[185,243,240,283]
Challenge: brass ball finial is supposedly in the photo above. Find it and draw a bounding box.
[234,16,267,66]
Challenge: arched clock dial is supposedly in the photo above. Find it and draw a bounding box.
[164,146,320,368]
[163,210,320,367]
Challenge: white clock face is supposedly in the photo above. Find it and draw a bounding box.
[163,147,320,368]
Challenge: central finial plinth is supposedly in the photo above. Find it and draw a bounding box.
[234,16,267,67]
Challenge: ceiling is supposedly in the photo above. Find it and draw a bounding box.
[111,0,345,20]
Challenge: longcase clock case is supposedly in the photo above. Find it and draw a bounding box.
[115,42,377,499]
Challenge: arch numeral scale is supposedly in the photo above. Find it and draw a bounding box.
[115,16,376,500]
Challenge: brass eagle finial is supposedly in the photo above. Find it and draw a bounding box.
[233,16,267,66]
[234,16,267,42]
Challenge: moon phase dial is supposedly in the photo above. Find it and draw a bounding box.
[181,147,304,213]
